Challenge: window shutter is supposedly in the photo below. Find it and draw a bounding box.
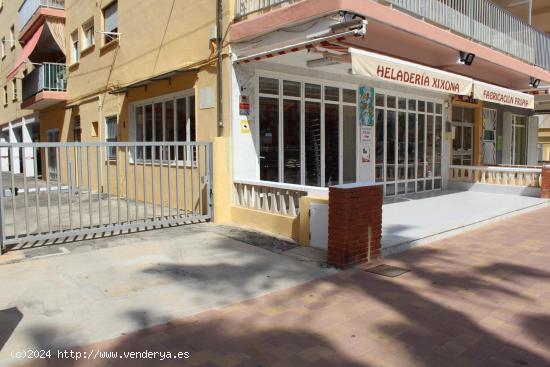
[104,3,118,33]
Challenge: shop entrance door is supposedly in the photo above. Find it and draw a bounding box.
[512,115,527,165]
[452,106,475,166]
[452,121,473,166]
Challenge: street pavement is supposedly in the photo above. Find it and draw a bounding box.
[5,206,550,366]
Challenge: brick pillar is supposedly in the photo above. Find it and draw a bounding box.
[328,183,383,269]
[541,166,550,199]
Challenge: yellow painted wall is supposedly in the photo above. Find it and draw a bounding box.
[230,206,300,241]
[0,0,35,128]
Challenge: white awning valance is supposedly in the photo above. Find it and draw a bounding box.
[350,48,473,96]
[473,81,534,109]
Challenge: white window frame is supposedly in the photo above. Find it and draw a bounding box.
[373,88,445,197]
[71,30,79,64]
[9,25,15,49]
[102,1,118,45]
[255,71,359,187]
[129,89,196,164]
[105,115,117,160]
[11,79,17,101]
[82,19,95,50]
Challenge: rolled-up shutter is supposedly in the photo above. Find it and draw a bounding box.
[104,2,118,33]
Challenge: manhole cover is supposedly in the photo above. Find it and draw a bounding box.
[365,264,410,278]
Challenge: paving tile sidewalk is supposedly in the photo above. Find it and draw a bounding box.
[16,206,550,367]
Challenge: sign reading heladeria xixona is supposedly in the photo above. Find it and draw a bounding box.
[350,48,473,96]
[473,81,534,109]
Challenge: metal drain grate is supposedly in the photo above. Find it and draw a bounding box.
[365,264,410,278]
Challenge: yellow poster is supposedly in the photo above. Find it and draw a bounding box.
[240,119,251,134]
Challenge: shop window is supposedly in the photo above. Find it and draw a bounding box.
[102,1,118,45]
[106,116,117,159]
[258,76,357,187]
[283,99,300,184]
[259,97,279,182]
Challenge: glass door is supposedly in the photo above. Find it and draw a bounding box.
[512,115,527,165]
[375,93,443,196]
[452,106,475,166]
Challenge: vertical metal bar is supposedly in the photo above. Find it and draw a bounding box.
[45,147,52,233]
[115,145,121,225]
[133,145,138,223]
[124,145,130,223]
[197,144,203,217]
[205,143,212,218]
[183,144,188,218]
[34,146,39,234]
[23,146,29,237]
[66,147,73,231]
[159,143,164,220]
[142,143,147,222]
[87,146,92,227]
[0,150,5,253]
[167,145,172,219]
[190,143,195,218]
[96,146,102,226]
[10,148,17,239]
[106,145,112,226]
[77,145,83,229]
[56,146,61,232]
[175,144,180,218]
[151,144,156,221]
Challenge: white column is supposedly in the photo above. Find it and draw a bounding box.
[22,119,35,177]
[8,123,21,174]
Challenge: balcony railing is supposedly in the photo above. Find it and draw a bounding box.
[22,63,67,101]
[19,0,64,31]
[234,0,550,71]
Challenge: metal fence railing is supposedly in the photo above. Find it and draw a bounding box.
[0,141,212,253]
[19,0,65,31]
[234,0,550,71]
[22,63,67,101]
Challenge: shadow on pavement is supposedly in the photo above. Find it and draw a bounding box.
[0,307,23,351]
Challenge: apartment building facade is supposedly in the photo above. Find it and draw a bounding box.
[0,0,235,228]
[0,0,40,175]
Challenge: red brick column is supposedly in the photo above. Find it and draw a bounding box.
[328,183,383,269]
[541,166,550,199]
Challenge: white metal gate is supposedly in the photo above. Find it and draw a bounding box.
[0,141,212,253]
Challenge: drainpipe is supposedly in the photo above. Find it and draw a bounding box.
[528,0,532,25]
[216,0,223,134]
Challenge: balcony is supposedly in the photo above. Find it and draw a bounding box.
[234,0,550,72]
[21,63,67,110]
[19,0,65,40]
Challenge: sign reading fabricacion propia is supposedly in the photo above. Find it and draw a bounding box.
[473,81,534,109]
[350,48,473,96]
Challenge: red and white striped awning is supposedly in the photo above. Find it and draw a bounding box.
[235,29,360,64]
